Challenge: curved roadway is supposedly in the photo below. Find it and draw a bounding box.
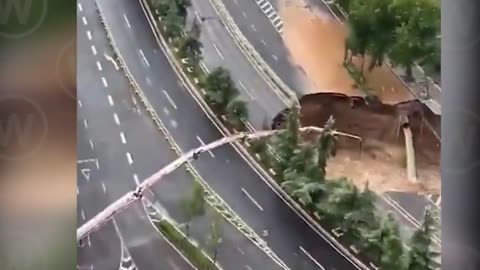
[97,0,362,269]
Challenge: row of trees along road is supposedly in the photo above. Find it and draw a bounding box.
[340,0,440,81]
[149,0,439,269]
[253,107,440,269]
[151,0,249,131]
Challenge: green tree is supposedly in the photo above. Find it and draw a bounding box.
[205,213,223,264]
[404,207,440,270]
[225,98,248,130]
[204,67,237,111]
[150,0,171,16]
[340,183,377,241]
[164,0,184,38]
[362,213,405,269]
[389,0,440,81]
[180,182,206,237]
[271,107,301,176]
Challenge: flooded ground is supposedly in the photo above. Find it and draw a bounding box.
[277,0,440,194]
[279,0,414,104]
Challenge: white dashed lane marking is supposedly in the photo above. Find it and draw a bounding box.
[108,95,114,106]
[101,77,108,88]
[212,43,224,60]
[162,90,177,109]
[133,174,140,186]
[86,31,92,40]
[78,3,83,12]
[139,49,150,67]
[251,24,257,32]
[196,136,215,157]
[123,14,131,28]
[96,61,103,71]
[120,132,127,144]
[82,16,88,25]
[113,113,120,125]
[83,119,88,129]
[126,152,133,165]
[102,182,107,194]
[91,45,97,55]
[241,188,264,211]
[89,139,94,150]
[299,246,326,270]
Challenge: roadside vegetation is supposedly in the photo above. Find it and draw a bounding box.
[149,0,248,131]
[260,107,441,269]
[339,0,440,85]
[146,0,440,269]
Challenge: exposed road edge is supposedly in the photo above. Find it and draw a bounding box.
[138,0,369,269]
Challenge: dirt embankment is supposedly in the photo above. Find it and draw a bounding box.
[279,0,414,104]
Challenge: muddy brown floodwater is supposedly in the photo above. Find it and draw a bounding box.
[279,0,414,104]
[278,0,440,194]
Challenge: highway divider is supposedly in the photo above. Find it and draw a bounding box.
[138,0,370,269]
[97,0,288,269]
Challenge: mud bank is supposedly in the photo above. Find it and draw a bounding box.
[279,0,414,104]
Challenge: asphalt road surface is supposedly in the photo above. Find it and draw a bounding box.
[98,0,362,269]
[77,1,195,269]
[219,0,441,234]
[79,0,286,269]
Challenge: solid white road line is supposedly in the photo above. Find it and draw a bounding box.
[123,14,131,28]
[133,174,140,186]
[82,16,88,25]
[78,3,83,12]
[113,113,120,125]
[196,136,215,157]
[102,182,107,194]
[139,49,150,67]
[162,90,177,109]
[83,119,88,129]
[126,152,133,165]
[212,43,224,60]
[108,95,114,106]
[251,24,257,32]
[299,246,326,270]
[86,30,92,40]
[120,132,127,144]
[241,188,264,211]
[96,61,103,71]
[89,139,94,149]
[91,45,97,55]
[101,77,108,87]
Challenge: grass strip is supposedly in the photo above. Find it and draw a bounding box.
[154,219,220,270]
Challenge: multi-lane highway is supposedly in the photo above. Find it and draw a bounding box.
[77,1,196,269]
[96,0,364,269]
[78,0,291,269]
[219,0,441,234]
